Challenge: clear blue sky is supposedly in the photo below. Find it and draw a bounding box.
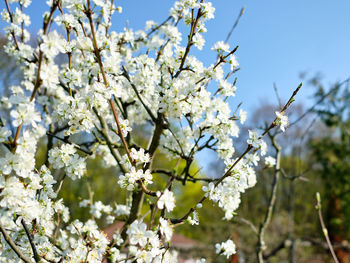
[2,0,350,111]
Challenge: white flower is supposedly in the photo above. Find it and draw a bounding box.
[246,131,267,156]
[247,130,262,148]
[245,153,260,166]
[157,189,175,212]
[48,144,86,180]
[275,111,289,132]
[211,41,230,53]
[229,54,239,70]
[114,204,130,216]
[265,156,276,167]
[119,118,132,137]
[188,210,199,225]
[130,148,150,164]
[159,218,173,242]
[89,201,112,219]
[10,101,41,127]
[0,127,11,142]
[201,2,215,20]
[118,167,153,190]
[193,33,205,50]
[127,220,149,247]
[110,247,122,262]
[260,140,268,156]
[219,80,236,97]
[41,31,66,58]
[216,239,236,258]
[239,109,247,124]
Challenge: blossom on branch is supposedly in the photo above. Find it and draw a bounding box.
[0,0,299,261]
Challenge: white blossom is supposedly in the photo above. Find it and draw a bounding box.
[48,144,86,180]
[275,111,289,132]
[159,218,173,242]
[212,41,230,53]
[265,156,276,167]
[157,189,175,212]
[0,0,290,261]
[216,239,236,258]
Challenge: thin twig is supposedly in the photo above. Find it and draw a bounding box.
[93,108,127,174]
[0,223,32,263]
[122,67,157,123]
[263,239,288,260]
[257,134,281,263]
[85,1,136,167]
[315,193,340,263]
[224,7,245,44]
[174,7,203,78]
[46,132,93,155]
[237,216,258,235]
[21,219,41,262]
[4,0,20,49]
[289,77,349,127]
[55,173,66,197]
[273,82,283,109]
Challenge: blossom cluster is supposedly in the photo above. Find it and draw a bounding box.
[0,0,292,262]
[49,144,87,180]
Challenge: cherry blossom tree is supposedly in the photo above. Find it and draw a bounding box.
[0,0,300,262]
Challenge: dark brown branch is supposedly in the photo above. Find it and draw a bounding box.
[93,108,127,174]
[4,0,20,49]
[152,169,215,183]
[46,132,93,155]
[21,219,40,262]
[122,67,157,123]
[263,240,286,260]
[0,223,32,263]
[174,7,203,78]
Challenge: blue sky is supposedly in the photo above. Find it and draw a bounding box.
[2,0,350,112]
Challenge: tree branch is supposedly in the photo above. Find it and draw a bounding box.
[21,219,41,263]
[316,193,340,263]
[0,223,32,263]
[257,134,281,263]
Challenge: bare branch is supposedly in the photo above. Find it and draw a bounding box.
[273,82,283,109]
[46,132,93,155]
[0,223,32,263]
[315,193,340,263]
[224,7,245,44]
[257,134,281,263]
[21,219,41,263]
[122,66,157,123]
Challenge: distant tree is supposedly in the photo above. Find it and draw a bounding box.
[310,78,350,263]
